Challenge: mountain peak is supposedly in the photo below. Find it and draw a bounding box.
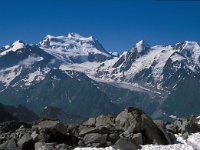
[67,32,83,39]
[39,33,111,63]
[135,40,150,53]
[135,40,150,54]
[0,40,26,56]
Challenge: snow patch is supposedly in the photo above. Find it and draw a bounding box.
[19,56,44,66]
[0,40,25,56]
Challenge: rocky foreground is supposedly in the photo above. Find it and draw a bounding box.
[0,107,200,150]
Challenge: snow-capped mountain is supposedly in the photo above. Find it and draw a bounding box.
[0,33,200,118]
[93,41,200,90]
[39,33,112,63]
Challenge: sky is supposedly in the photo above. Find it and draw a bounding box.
[0,0,200,53]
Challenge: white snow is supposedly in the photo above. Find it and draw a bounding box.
[74,147,115,150]
[39,33,111,63]
[169,115,177,119]
[23,67,50,86]
[74,133,200,150]
[136,40,149,53]
[0,40,25,56]
[142,133,200,150]
[181,41,200,65]
[0,65,22,86]
[19,56,44,67]
[170,53,185,62]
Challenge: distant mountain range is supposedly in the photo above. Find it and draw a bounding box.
[0,33,200,119]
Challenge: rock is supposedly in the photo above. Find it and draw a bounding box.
[173,117,200,134]
[0,138,17,149]
[142,114,169,144]
[0,121,21,134]
[168,132,177,143]
[79,127,99,136]
[31,131,39,141]
[115,108,143,133]
[132,133,143,145]
[33,120,70,143]
[83,133,107,146]
[182,132,189,139]
[0,136,7,144]
[95,115,115,127]
[78,140,85,147]
[108,133,120,144]
[35,120,67,135]
[115,137,140,150]
[154,120,172,144]
[166,123,177,134]
[34,142,48,150]
[37,128,52,142]
[115,107,169,145]
[17,133,33,150]
[83,118,96,127]
[185,117,200,133]
[55,143,69,150]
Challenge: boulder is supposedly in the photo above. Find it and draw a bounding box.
[83,133,107,146]
[33,120,69,143]
[0,121,22,134]
[79,127,99,136]
[34,142,56,150]
[35,120,67,135]
[0,138,17,149]
[116,107,169,145]
[154,120,172,144]
[132,133,143,145]
[173,117,200,134]
[115,137,140,150]
[31,131,39,141]
[115,108,143,133]
[108,133,120,144]
[83,118,96,127]
[95,115,115,127]
[17,133,33,150]
[55,143,69,150]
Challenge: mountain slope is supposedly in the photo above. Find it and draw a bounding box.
[0,34,200,118]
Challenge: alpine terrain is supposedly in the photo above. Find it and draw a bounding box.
[0,33,200,119]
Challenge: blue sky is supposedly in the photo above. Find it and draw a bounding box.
[0,0,200,53]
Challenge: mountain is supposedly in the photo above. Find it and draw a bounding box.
[0,103,38,122]
[40,106,86,124]
[0,33,200,119]
[39,33,112,63]
[0,103,17,123]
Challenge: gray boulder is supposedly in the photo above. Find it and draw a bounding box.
[0,138,18,150]
[83,133,107,146]
[116,107,169,145]
[17,133,33,150]
[115,137,140,150]
[95,115,115,127]
[116,108,143,133]
[34,142,56,150]
[79,127,99,136]
[83,118,96,127]
[34,120,67,135]
[132,133,143,145]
